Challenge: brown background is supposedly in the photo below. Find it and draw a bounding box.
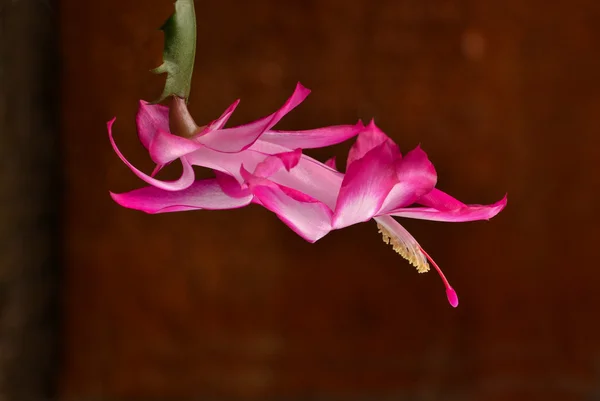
[60,0,600,400]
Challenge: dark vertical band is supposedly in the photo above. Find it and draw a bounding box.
[0,0,60,399]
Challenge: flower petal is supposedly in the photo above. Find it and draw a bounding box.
[195,83,311,153]
[215,171,252,198]
[149,129,203,165]
[110,178,253,214]
[205,99,241,131]
[378,146,437,214]
[324,156,337,170]
[108,118,195,191]
[242,168,333,242]
[416,188,467,210]
[186,146,269,181]
[136,101,170,149]
[253,148,302,177]
[260,121,364,149]
[389,195,507,222]
[332,141,398,228]
[347,120,399,167]
[242,140,345,208]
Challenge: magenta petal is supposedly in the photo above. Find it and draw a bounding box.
[215,171,251,198]
[332,142,398,229]
[390,195,507,222]
[243,171,333,242]
[136,101,170,149]
[416,188,467,210]
[196,83,311,153]
[260,121,364,149]
[108,118,195,191]
[378,146,437,213]
[324,156,337,170]
[110,178,253,214]
[149,129,203,165]
[347,120,399,167]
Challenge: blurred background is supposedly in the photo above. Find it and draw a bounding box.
[2,0,600,400]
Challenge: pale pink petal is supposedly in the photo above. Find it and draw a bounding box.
[260,121,364,149]
[242,168,333,242]
[136,101,170,149]
[148,129,203,165]
[241,141,344,208]
[324,156,337,170]
[253,149,302,177]
[332,141,398,228]
[205,99,240,131]
[186,146,269,181]
[378,146,437,214]
[108,118,195,191]
[110,178,253,214]
[347,120,399,167]
[389,195,507,222]
[195,83,311,153]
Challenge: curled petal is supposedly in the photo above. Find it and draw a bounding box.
[347,120,399,167]
[378,146,437,214]
[260,121,364,149]
[242,168,333,242]
[390,195,507,222]
[108,118,195,191]
[136,101,170,149]
[149,129,203,165]
[110,178,253,214]
[196,83,311,153]
[332,141,398,229]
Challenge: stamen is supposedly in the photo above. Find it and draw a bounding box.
[375,216,459,308]
[377,223,429,273]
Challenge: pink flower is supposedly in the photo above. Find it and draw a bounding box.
[108,83,363,192]
[233,123,506,307]
[109,85,506,307]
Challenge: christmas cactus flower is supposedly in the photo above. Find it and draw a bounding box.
[111,113,506,307]
[236,122,506,307]
[108,0,507,308]
[108,83,364,192]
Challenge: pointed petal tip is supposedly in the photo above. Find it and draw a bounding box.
[109,191,124,206]
[486,194,508,219]
[295,82,311,94]
[446,287,459,308]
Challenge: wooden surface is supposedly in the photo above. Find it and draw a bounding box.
[60,0,600,400]
[0,0,59,400]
